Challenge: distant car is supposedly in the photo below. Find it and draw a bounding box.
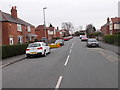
[68,36,73,39]
[79,35,83,39]
[81,35,88,41]
[63,37,69,41]
[86,38,99,47]
[26,42,50,58]
[54,39,64,46]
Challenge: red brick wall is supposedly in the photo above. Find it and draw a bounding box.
[100,25,110,35]
[35,26,48,40]
[2,22,36,45]
[2,22,9,45]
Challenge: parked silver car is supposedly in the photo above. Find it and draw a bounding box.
[54,39,64,46]
[86,38,99,47]
[26,42,50,58]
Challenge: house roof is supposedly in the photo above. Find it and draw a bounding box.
[48,27,55,31]
[111,17,120,23]
[1,11,34,27]
[60,29,68,32]
[101,23,109,27]
[35,25,50,31]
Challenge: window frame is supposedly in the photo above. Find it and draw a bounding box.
[27,26,31,32]
[18,36,23,43]
[17,24,22,32]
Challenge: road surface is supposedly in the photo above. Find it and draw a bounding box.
[2,37,118,88]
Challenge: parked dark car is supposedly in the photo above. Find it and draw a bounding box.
[40,37,48,44]
[86,38,99,47]
[54,39,64,46]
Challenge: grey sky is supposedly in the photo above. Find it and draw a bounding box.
[1,0,119,30]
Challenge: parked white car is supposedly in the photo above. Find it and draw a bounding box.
[86,38,99,47]
[26,42,50,58]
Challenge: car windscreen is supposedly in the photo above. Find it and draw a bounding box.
[82,36,87,38]
[55,40,62,43]
[88,39,97,42]
[28,43,41,47]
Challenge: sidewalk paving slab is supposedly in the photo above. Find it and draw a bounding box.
[2,54,26,65]
[98,41,120,55]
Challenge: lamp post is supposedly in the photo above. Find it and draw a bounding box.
[43,7,47,38]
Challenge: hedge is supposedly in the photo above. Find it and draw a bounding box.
[2,44,28,59]
[104,34,120,46]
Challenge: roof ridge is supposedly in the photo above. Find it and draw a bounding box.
[2,12,8,21]
[2,11,34,26]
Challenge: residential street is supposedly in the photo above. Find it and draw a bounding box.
[2,37,118,88]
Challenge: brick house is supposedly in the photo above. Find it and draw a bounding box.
[100,18,110,35]
[60,29,70,37]
[1,6,37,45]
[101,17,120,35]
[35,25,48,40]
[47,26,56,40]
[55,27,61,38]
[35,24,61,41]
[109,17,120,34]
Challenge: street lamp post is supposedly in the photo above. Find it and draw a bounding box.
[43,7,47,38]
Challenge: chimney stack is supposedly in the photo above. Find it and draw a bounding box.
[107,17,109,23]
[11,6,17,19]
[57,27,59,30]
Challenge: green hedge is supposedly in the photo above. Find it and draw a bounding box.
[104,34,120,46]
[2,44,28,59]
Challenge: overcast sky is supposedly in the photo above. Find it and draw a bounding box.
[1,0,119,30]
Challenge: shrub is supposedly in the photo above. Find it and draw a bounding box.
[2,44,28,59]
[104,34,120,46]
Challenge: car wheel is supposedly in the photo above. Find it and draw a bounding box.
[26,55,31,58]
[43,50,46,57]
[48,49,51,54]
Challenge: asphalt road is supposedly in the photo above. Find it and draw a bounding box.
[2,37,118,88]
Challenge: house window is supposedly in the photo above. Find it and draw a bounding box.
[48,30,53,35]
[9,37,13,45]
[17,24,22,31]
[114,24,120,29]
[28,26,31,32]
[109,24,113,30]
[18,36,23,43]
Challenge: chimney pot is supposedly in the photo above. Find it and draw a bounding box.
[11,6,17,19]
[107,17,109,23]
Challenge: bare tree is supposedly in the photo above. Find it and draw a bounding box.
[86,24,96,34]
[61,22,74,33]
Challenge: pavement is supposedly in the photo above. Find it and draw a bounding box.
[2,54,26,67]
[98,41,120,55]
[2,37,118,88]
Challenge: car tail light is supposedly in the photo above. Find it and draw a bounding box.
[37,47,43,49]
[26,49,30,51]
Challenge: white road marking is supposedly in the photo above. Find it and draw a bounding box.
[55,76,63,89]
[71,45,73,49]
[69,49,72,53]
[64,55,70,66]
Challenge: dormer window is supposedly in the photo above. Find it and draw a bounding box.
[17,24,22,31]
[28,26,31,32]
